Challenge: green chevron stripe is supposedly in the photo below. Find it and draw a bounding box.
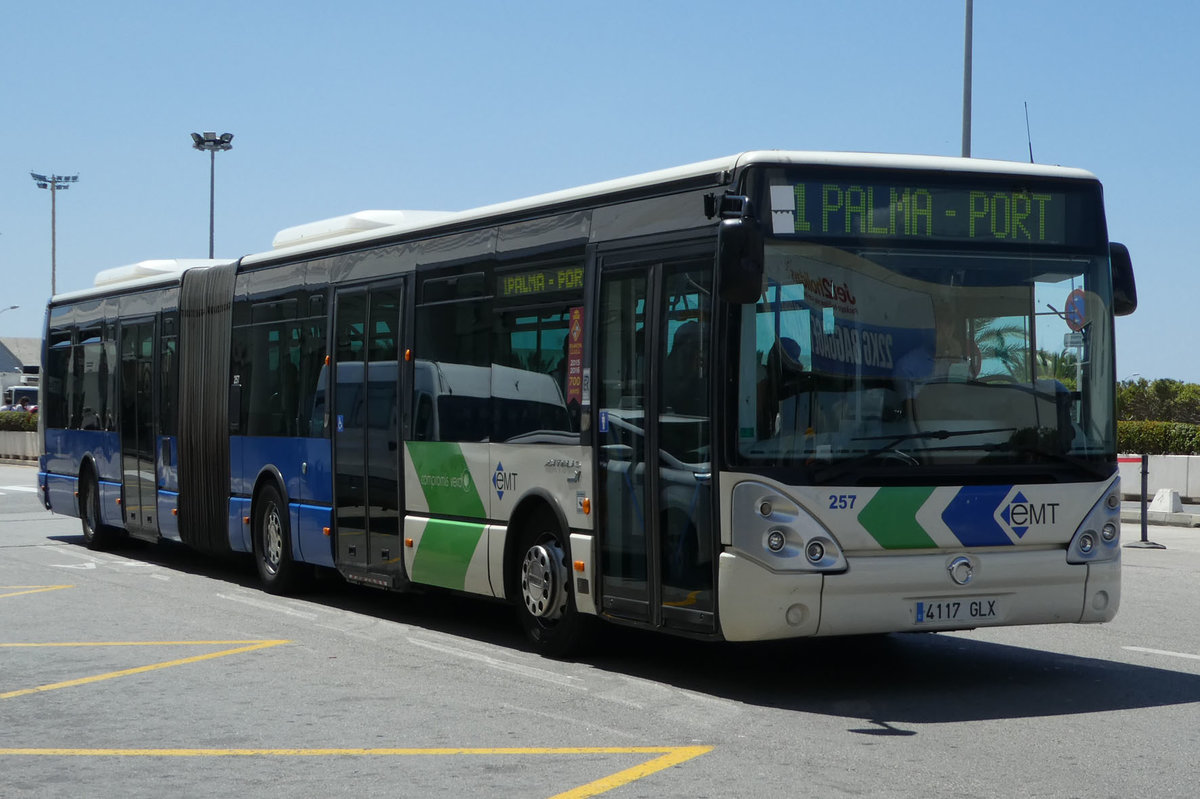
[858,487,938,549]
[412,519,486,590]
[406,441,486,518]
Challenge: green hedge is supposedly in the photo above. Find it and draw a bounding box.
[1118,420,1200,455]
[0,412,38,432]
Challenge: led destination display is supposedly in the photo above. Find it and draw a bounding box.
[500,265,585,298]
[770,181,1080,246]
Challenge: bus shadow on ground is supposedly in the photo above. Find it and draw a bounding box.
[48,533,528,649]
[585,629,1200,726]
[51,532,1200,725]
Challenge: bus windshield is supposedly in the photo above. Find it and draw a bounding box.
[733,241,1116,481]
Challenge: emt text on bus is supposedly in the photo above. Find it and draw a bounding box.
[39,151,1138,656]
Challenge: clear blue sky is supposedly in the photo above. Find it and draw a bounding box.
[2,1,1195,381]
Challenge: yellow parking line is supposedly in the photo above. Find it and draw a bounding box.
[0,746,706,756]
[0,640,283,647]
[0,640,289,700]
[0,745,713,798]
[0,585,73,600]
[549,745,713,799]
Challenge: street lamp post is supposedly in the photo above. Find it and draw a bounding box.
[30,173,79,296]
[190,131,234,258]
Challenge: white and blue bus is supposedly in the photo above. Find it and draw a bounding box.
[39,152,1137,655]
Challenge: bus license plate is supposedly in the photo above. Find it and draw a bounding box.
[913,597,1000,625]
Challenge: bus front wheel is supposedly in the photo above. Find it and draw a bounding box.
[515,521,591,658]
[254,484,304,595]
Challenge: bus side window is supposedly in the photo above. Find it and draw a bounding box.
[414,393,434,441]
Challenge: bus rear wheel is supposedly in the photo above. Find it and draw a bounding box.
[79,474,116,551]
[254,484,304,595]
[516,522,591,658]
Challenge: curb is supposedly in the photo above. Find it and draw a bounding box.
[1121,509,1200,528]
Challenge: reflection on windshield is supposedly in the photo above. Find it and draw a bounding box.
[734,243,1116,480]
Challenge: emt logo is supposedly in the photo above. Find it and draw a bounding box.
[998,490,1059,539]
[493,462,518,500]
[942,485,1062,547]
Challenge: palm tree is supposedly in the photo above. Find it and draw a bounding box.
[974,318,1079,388]
[975,319,1033,380]
[1036,348,1079,390]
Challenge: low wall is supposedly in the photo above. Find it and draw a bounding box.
[1118,454,1200,502]
[0,431,39,461]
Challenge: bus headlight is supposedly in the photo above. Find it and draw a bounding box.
[805,540,825,563]
[1067,477,1121,564]
[731,482,847,573]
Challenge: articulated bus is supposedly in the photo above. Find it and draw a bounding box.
[39,152,1138,656]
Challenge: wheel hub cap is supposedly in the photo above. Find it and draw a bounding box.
[264,509,283,570]
[521,542,567,620]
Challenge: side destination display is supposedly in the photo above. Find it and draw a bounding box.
[500,266,585,298]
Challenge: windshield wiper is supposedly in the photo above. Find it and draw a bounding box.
[990,443,1114,480]
[810,427,1017,484]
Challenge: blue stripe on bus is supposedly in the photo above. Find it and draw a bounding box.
[941,485,1015,547]
[229,496,252,553]
[42,429,121,483]
[157,490,181,541]
[292,502,334,567]
[231,435,333,505]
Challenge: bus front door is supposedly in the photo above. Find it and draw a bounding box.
[332,284,406,587]
[118,319,158,539]
[595,252,715,635]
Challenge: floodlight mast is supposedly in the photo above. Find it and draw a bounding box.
[30,172,79,296]
[191,131,234,258]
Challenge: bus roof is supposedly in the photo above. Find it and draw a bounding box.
[63,151,1103,297]
[271,210,458,250]
[250,150,1099,264]
[51,258,235,304]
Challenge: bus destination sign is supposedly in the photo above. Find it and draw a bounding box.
[770,182,1071,245]
[500,265,585,298]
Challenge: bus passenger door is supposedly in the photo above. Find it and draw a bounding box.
[118,319,158,539]
[595,251,715,634]
[332,284,406,586]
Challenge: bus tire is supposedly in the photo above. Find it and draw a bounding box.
[79,472,117,551]
[254,484,303,595]
[514,518,592,658]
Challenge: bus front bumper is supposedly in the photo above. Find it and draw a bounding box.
[716,549,1119,642]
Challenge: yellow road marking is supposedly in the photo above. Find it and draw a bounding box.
[0,640,289,700]
[0,585,73,600]
[548,745,713,799]
[0,746,706,756]
[0,640,282,647]
[0,635,711,795]
[0,745,713,798]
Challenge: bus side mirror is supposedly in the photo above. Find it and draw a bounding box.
[716,199,764,305]
[1110,242,1137,316]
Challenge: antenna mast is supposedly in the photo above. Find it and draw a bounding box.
[1024,102,1035,163]
[961,0,973,157]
